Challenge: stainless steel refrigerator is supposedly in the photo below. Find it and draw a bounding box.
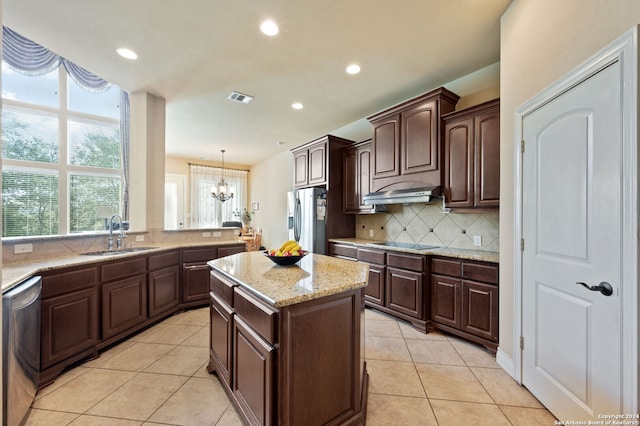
[288,187,327,254]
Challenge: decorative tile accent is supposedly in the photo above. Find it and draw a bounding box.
[433,216,465,246]
[356,204,499,252]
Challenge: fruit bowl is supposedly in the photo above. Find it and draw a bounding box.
[263,250,308,266]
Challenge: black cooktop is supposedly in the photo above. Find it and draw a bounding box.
[371,241,441,250]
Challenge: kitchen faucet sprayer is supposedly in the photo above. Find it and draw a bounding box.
[108,214,127,251]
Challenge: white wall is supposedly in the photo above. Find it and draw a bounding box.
[248,150,293,250]
[499,0,640,360]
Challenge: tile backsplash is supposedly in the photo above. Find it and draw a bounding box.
[355,203,499,252]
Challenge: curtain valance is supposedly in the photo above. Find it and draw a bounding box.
[2,26,111,93]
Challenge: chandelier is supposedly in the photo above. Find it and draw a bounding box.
[211,149,234,202]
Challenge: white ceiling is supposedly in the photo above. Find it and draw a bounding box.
[3,0,511,166]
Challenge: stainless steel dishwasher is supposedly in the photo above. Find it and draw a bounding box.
[2,276,41,426]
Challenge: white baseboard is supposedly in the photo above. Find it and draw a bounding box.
[496,347,517,381]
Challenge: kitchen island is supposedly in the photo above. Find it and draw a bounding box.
[208,251,369,426]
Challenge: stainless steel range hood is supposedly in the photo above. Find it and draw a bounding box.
[363,186,441,205]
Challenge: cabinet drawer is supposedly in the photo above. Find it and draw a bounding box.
[234,287,278,345]
[217,244,245,258]
[101,257,146,282]
[182,247,218,263]
[149,250,179,270]
[41,266,99,298]
[462,262,498,285]
[329,243,357,260]
[387,252,425,272]
[210,271,236,307]
[357,248,385,265]
[431,257,462,277]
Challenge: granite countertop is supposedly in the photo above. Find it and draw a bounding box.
[208,251,369,308]
[328,237,500,263]
[2,240,245,292]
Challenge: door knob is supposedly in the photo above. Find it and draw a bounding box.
[576,281,613,296]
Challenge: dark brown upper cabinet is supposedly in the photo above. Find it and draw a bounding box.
[442,99,500,209]
[367,87,459,192]
[291,135,353,189]
[343,140,374,214]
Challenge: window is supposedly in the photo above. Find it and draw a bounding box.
[189,164,248,228]
[2,63,122,237]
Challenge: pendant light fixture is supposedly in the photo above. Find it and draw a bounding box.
[211,149,234,202]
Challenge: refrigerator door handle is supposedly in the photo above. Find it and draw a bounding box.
[293,197,301,242]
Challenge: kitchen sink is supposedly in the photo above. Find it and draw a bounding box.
[81,247,158,256]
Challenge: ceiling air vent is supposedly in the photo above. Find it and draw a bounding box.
[228,91,254,104]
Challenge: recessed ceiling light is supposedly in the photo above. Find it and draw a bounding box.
[276,141,286,146]
[292,102,303,110]
[116,48,138,60]
[260,20,279,36]
[346,64,361,75]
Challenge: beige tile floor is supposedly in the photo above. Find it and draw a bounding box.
[24,306,557,425]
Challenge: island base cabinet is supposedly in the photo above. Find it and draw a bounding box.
[209,292,233,388]
[209,268,367,425]
[278,290,365,426]
[233,316,275,426]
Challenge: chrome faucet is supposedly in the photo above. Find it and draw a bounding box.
[108,214,127,251]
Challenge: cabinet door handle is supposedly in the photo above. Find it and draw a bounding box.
[576,281,613,296]
[184,264,208,271]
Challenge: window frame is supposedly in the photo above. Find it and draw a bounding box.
[2,65,122,237]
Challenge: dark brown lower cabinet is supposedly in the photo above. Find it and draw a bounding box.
[39,265,100,387]
[148,265,180,318]
[183,244,245,305]
[233,316,275,425]
[209,292,233,388]
[148,250,180,318]
[364,263,385,305]
[357,247,386,306]
[461,280,498,342]
[430,257,499,351]
[208,269,367,426]
[35,244,247,390]
[183,262,212,303]
[366,249,426,330]
[386,267,423,319]
[41,287,99,370]
[102,275,148,340]
[430,274,461,329]
[218,244,247,258]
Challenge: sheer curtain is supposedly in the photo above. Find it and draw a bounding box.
[189,164,248,228]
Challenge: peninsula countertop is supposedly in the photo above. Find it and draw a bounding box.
[208,251,369,308]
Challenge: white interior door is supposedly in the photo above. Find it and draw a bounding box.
[521,61,622,420]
